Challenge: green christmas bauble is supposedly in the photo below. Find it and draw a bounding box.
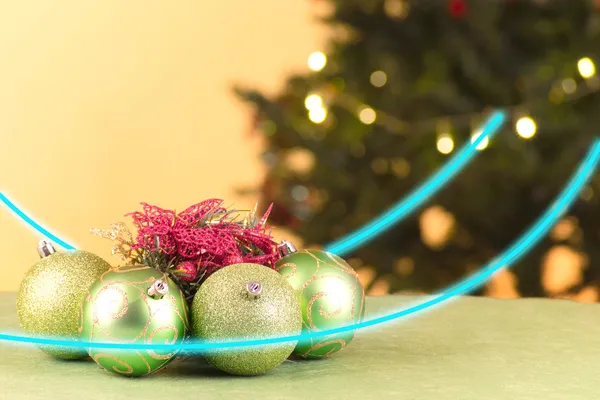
[275,249,365,359]
[191,263,302,376]
[17,241,111,360]
[79,265,189,377]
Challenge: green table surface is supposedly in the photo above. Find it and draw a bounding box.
[1,292,599,400]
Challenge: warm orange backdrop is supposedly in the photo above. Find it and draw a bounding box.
[0,1,325,291]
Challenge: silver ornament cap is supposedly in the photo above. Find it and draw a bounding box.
[245,280,263,299]
[37,240,57,259]
[277,240,297,257]
[148,279,169,299]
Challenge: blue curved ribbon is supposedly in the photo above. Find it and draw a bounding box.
[1,136,597,351]
[327,110,506,255]
[0,193,75,250]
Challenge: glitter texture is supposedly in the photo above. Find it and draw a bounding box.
[191,263,302,376]
[275,250,365,358]
[79,265,189,377]
[16,250,111,359]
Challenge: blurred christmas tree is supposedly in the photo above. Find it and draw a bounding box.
[235,0,600,298]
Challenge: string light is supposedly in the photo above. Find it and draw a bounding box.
[358,106,376,124]
[308,107,327,124]
[304,94,323,110]
[577,57,596,79]
[471,130,489,150]
[515,116,537,139]
[436,133,454,155]
[370,71,388,87]
[327,70,598,138]
[297,54,600,149]
[308,52,327,72]
[305,92,328,124]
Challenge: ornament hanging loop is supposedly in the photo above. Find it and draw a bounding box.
[37,240,57,259]
[277,240,297,257]
[246,281,263,298]
[148,279,169,299]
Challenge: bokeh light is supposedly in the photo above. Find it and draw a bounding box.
[578,57,596,79]
[436,133,454,154]
[515,117,537,139]
[308,52,327,71]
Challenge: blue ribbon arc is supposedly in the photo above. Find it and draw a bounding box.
[1,135,598,352]
[0,193,75,250]
[326,110,506,256]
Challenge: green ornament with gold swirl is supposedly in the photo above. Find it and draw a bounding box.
[275,249,365,358]
[78,265,189,377]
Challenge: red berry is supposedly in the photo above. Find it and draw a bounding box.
[175,261,197,282]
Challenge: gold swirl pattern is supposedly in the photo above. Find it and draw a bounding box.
[110,265,153,273]
[319,302,343,318]
[300,273,319,292]
[275,262,297,279]
[93,353,136,375]
[300,338,347,358]
[146,325,180,360]
[304,275,356,329]
[137,351,152,373]
[99,268,158,285]
[324,252,358,275]
[95,285,129,319]
[80,265,189,377]
[275,250,365,359]
[92,286,150,343]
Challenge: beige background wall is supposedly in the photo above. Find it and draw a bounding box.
[0,1,324,291]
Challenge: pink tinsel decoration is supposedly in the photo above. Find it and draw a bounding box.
[126,199,281,279]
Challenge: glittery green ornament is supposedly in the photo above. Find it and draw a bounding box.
[79,265,189,377]
[191,263,302,376]
[16,240,111,360]
[275,248,365,359]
